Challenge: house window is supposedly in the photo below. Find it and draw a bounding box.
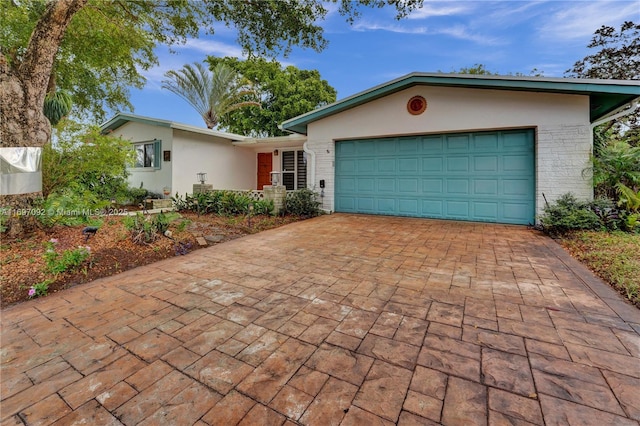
[282,150,307,190]
[133,140,161,169]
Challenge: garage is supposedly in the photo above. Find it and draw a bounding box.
[335,129,535,225]
[281,73,639,224]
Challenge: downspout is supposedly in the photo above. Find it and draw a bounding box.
[302,141,316,190]
[589,99,640,136]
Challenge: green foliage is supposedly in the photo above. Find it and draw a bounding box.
[124,213,164,244]
[29,279,53,299]
[285,189,321,218]
[589,141,640,200]
[207,57,337,137]
[539,193,602,235]
[42,121,134,200]
[616,183,640,211]
[43,90,72,126]
[43,242,91,275]
[124,187,151,206]
[173,191,274,216]
[568,21,640,143]
[37,184,107,227]
[1,1,421,120]
[162,62,260,129]
[562,231,640,305]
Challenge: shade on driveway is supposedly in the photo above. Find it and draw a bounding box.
[2,214,639,425]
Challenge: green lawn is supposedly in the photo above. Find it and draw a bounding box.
[560,231,640,307]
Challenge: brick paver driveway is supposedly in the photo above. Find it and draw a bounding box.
[2,214,639,425]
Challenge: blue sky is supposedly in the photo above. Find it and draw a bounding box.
[125,0,639,129]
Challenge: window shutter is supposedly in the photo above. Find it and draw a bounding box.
[154,140,161,168]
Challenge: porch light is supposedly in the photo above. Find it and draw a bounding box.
[197,172,207,184]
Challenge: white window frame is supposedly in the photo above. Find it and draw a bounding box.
[132,140,161,170]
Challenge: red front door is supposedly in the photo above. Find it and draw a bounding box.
[257,152,273,190]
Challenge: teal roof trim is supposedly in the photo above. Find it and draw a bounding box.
[281,73,640,134]
[100,112,247,141]
[101,113,173,133]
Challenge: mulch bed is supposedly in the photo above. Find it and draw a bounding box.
[0,212,302,308]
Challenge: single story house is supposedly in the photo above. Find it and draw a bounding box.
[102,74,639,225]
[282,73,639,225]
[100,113,308,197]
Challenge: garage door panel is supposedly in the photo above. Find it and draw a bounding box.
[377,198,396,213]
[335,129,534,224]
[422,157,443,172]
[398,178,419,193]
[503,155,530,171]
[503,179,532,197]
[358,198,375,211]
[357,178,375,192]
[375,140,396,155]
[474,179,498,195]
[447,135,470,150]
[377,178,396,192]
[473,202,499,219]
[446,179,469,194]
[422,179,444,194]
[447,157,469,172]
[503,203,531,222]
[446,201,470,217]
[503,132,530,150]
[399,199,418,215]
[337,196,355,211]
[474,156,498,172]
[422,200,443,216]
[422,137,444,152]
[337,177,356,191]
[399,158,419,172]
[378,159,396,173]
[474,134,499,151]
[338,159,357,173]
[399,139,420,153]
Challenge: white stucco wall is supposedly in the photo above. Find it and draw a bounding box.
[172,129,256,195]
[305,86,592,219]
[109,121,173,196]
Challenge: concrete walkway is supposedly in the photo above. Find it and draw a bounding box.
[1,214,639,425]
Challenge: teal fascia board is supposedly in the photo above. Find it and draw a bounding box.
[101,113,173,134]
[281,74,640,134]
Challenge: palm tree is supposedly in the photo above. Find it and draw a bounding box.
[162,62,259,129]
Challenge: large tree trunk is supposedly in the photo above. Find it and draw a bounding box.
[0,0,87,237]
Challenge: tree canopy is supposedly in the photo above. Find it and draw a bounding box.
[567,21,640,146]
[206,57,337,137]
[1,0,423,121]
[162,62,260,129]
[566,21,639,80]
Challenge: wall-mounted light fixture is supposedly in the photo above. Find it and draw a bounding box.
[273,149,279,156]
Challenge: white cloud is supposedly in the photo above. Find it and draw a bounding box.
[434,24,505,45]
[539,0,640,40]
[352,21,428,34]
[407,3,473,20]
[181,38,245,58]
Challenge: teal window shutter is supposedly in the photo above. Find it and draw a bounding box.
[154,140,161,168]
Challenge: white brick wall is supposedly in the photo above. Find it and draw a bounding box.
[536,124,593,216]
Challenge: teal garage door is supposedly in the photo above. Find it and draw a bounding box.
[335,129,535,225]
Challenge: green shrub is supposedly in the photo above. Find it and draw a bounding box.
[43,241,92,275]
[37,184,108,227]
[173,191,273,216]
[124,213,160,244]
[539,193,602,235]
[588,141,640,201]
[285,188,321,218]
[124,187,150,205]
